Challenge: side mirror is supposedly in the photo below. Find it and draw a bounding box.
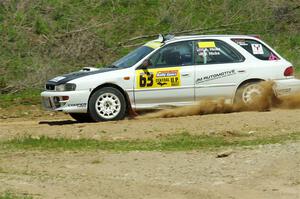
[139,59,152,69]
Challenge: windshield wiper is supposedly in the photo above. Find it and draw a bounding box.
[106,65,119,68]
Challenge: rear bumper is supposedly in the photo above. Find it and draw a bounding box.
[274,78,300,95]
[41,90,90,113]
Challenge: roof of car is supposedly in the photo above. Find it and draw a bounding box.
[164,35,258,43]
[146,35,260,49]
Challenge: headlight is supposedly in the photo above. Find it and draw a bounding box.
[55,83,76,91]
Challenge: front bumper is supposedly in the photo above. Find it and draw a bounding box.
[41,90,90,113]
[274,78,300,95]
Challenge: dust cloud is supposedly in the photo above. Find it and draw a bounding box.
[139,81,300,119]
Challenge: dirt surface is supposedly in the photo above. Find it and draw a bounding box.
[1,108,300,198]
[1,109,300,141]
[0,143,300,199]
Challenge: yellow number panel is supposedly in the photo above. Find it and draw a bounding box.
[136,67,181,89]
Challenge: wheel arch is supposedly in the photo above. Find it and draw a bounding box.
[238,78,265,88]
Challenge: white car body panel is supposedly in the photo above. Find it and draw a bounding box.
[41,35,300,113]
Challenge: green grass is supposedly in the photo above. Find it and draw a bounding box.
[0,1,299,93]
[0,89,41,108]
[1,132,300,152]
[0,192,32,199]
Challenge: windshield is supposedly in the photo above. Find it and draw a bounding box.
[112,46,154,68]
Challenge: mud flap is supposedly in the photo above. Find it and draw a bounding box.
[124,92,138,118]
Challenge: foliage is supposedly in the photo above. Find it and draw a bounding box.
[0,0,299,93]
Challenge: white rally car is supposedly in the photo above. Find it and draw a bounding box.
[41,34,300,122]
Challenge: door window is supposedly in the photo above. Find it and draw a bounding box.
[195,40,244,65]
[149,41,194,68]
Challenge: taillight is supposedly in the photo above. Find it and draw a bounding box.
[284,66,294,76]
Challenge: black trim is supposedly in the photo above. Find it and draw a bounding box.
[46,67,120,86]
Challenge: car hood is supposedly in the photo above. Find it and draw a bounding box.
[47,67,119,86]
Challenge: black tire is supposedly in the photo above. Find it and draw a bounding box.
[69,113,93,123]
[235,82,262,104]
[88,87,127,122]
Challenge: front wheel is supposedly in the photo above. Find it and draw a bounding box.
[88,87,127,122]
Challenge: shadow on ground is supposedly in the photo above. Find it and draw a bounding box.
[39,120,79,126]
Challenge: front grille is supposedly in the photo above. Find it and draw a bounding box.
[45,84,55,91]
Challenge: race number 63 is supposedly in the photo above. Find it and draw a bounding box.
[139,72,154,87]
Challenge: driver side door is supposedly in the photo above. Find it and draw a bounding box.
[134,41,195,109]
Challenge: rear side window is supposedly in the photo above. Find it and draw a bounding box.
[195,40,244,65]
[232,39,279,61]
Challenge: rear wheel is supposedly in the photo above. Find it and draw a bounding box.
[235,82,263,104]
[69,113,93,123]
[88,87,126,122]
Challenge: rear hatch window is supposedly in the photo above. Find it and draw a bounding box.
[232,39,279,61]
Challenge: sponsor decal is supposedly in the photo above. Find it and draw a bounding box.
[277,88,291,95]
[233,39,248,46]
[196,41,221,57]
[196,69,236,84]
[251,44,264,55]
[136,67,181,89]
[268,53,278,60]
[198,41,216,48]
[156,70,178,77]
[197,47,221,56]
[67,103,87,108]
[50,76,66,82]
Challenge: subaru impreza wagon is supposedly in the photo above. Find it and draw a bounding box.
[41,34,300,122]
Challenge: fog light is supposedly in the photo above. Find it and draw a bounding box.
[62,96,69,101]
